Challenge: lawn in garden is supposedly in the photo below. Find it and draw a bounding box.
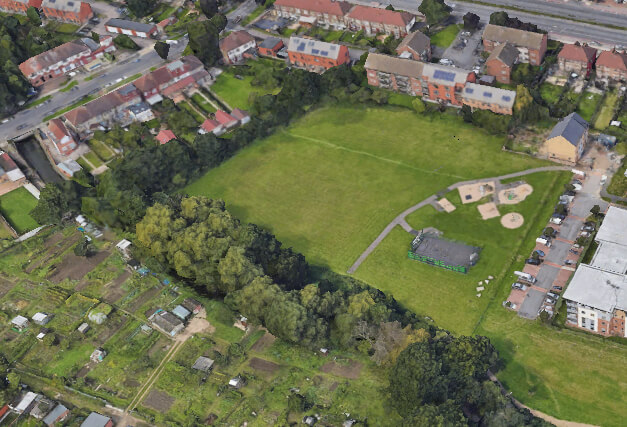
[594,90,619,130]
[211,68,280,110]
[539,82,564,105]
[0,187,40,234]
[430,24,462,48]
[575,91,602,122]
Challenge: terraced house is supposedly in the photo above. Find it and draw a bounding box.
[482,24,548,66]
[595,49,627,82]
[273,0,352,30]
[41,0,93,24]
[287,37,350,73]
[0,0,41,15]
[557,42,597,78]
[345,5,415,38]
[18,36,115,86]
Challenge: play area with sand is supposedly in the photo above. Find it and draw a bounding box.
[477,202,500,220]
[437,198,456,213]
[498,182,533,205]
[501,212,524,229]
[458,182,495,204]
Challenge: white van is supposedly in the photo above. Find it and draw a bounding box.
[550,217,563,225]
[536,237,551,247]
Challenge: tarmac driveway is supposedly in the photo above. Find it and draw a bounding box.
[559,217,582,241]
[545,240,570,265]
[518,289,546,319]
[535,265,560,291]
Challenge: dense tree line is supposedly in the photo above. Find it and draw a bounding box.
[489,11,545,34]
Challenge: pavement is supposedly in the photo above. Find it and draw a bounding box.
[0,41,187,142]
[386,0,627,47]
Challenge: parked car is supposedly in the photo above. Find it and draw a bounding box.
[565,260,576,265]
[552,285,563,291]
[569,249,579,255]
[551,213,566,220]
[512,282,528,291]
[525,258,542,265]
[581,224,595,232]
[548,291,560,299]
[534,250,545,257]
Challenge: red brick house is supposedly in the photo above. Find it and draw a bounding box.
[273,0,352,30]
[47,118,78,156]
[365,53,425,96]
[595,49,627,82]
[258,37,284,58]
[486,42,518,84]
[345,5,415,38]
[421,63,475,106]
[0,0,42,15]
[287,36,350,73]
[219,30,256,64]
[482,24,547,66]
[156,130,176,144]
[19,36,115,86]
[396,31,431,61]
[41,0,93,24]
[558,42,597,77]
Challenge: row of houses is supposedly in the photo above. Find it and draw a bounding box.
[46,55,209,155]
[562,206,627,338]
[5,391,71,426]
[273,0,417,38]
[558,43,627,81]
[18,35,116,87]
[200,109,250,135]
[0,0,93,24]
[364,53,517,115]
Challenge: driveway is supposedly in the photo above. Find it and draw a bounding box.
[558,217,582,242]
[545,240,570,265]
[518,289,546,319]
[441,26,483,69]
[535,265,560,291]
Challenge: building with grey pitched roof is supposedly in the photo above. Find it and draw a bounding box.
[81,412,113,427]
[482,24,548,65]
[105,18,158,38]
[462,83,516,115]
[563,206,627,338]
[541,112,588,163]
[486,42,518,84]
[396,31,431,61]
[42,403,69,426]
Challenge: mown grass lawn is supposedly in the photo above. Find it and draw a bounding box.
[211,71,279,110]
[594,90,619,130]
[431,24,462,49]
[576,91,602,122]
[183,105,627,424]
[0,187,40,234]
[191,93,216,114]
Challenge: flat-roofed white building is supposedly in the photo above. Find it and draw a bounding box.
[563,206,627,337]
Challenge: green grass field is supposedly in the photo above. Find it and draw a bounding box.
[430,24,462,48]
[83,151,103,169]
[576,91,602,122]
[0,187,40,234]
[191,93,216,114]
[594,90,619,130]
[183,105,627,425]
[211,72,279,110]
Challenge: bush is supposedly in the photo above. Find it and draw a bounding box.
[113,34,140,50]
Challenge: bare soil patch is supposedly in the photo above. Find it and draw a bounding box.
[96,316,128,345]
[76,364,93,378]
[249,357,280,374]
[47,250,111,283]
[478,202,500,220]
[329,382,339,391]
[142,389,175,413]
[0,276,14,299]
[124,379,141,388]
[25,233,81,273]
[501,212,524,229]
[320,360,362,380]
[458,181,495,204]
[250,331,276,352]
[128,286,160,313]
[103,270,132,303]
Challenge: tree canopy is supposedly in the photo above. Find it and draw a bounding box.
[154,41,170,60]
[418,0,452,25]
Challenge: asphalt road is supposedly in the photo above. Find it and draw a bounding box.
[387,0,627,46]
[1,41,187,141]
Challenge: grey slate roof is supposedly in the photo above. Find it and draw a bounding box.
[259,37,282,49]
[396,31,430,55]
[287,36,342,60]
[462,83,516,108]
[81,412,112,427]
[105,18,156,33]
[548,112,588,146]
[43,404,68,426]
[487,42,518,66]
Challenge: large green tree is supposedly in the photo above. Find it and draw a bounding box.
[418,0,452,25]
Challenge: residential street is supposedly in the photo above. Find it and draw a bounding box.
[0,41,187,142]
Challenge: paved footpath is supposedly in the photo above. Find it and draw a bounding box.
[347,166,572,274]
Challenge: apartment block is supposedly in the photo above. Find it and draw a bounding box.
[482,24,548,66]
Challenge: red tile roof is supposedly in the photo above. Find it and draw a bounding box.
[215,110,237,126]
[346,5,414,27]
[201,118,221,132]
[219,30,255,53]
[156,130,176,144]
[274,0,352,16]
[558,42,597,63]
[19,40,90,77]
[596,50,627,71]
[48,118,71,141]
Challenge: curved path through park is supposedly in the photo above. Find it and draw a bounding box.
[347,166,572,274]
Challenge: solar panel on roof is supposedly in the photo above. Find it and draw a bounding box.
[311,49,319,54]
[330,45,337,50]
[433,70,456,82]
[308,41,314,46]
[466,88,474,94]
[502,96,511,101]
[483,92,492,98]
[297,43,306,52]
[320,51,328,56]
